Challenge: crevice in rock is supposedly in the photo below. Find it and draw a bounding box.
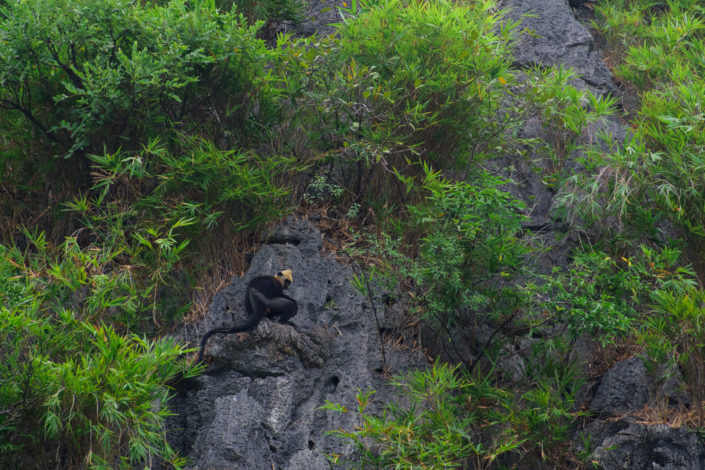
[325,376,340,394]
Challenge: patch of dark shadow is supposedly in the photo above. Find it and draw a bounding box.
[308,439,315,450]
[526,329,546,339]
[264,231,302,246]
[325,376,340,393]
[168,374,203,393]
[379,327,402,344]
[383,293,395,306]
[269,444,277,454]
[248,369,287,380]
[374,367,385,375]
[668,396,683,407]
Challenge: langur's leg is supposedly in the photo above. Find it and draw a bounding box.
[250,289,297,324]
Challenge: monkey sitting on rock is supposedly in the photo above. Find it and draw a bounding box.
[197,270,298,362]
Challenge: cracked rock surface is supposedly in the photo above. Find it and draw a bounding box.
[161,1,705,468]
[164,219,426,469]
[501,0,617,97]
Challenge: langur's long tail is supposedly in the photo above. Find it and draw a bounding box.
[196,314,262,363]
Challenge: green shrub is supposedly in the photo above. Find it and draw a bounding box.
[323,362,522,469]
[0,0,279,158]
[59,136,295,325]
[522,65,618,172]
[325,361,587,468]
[404,166,528,327]
[526,245,695,346]
[216,0,302,25]
[0,239,198,468]
[534,250,641,343]
[84,136,293,234]
[0,0,292,255]
[512,361,583,462]
[343,164,529,370]
[282,0,517,198]
[573,0,705,253]
[596,0,705,91]
[641,283,705,416]
[0,0,297,324]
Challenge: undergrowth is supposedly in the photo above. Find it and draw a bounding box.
[0,235,202,468]
[3,0,705,467]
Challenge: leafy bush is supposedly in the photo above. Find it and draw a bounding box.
[522,65,618,172]
[526,245,695,346]
[596,0,705,91]
[512,361,583,462]
[216,0,302,25]
[640,282,705,417]
[325,361,588,468]
[323,362,522,469]
[344,164,529,370]
[0,0,297,323]
[281,0,517,199]
[60,137,294,325]
[0,0,279,159]
[0,238,198,469]
[570,1,705,261]
[533,251,641,343]
[404,166,528,327]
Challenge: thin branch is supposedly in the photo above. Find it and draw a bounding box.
[350,260,387,372]
[0,98,69,148]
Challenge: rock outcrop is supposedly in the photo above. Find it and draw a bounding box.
[589,356,689,418]
[163,1,705,468]
[582,419,705,470]
[165,219,426,469]
[502,0,616,97]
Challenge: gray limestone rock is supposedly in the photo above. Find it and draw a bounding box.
[583,419,705,470]
[501,0,617,97]
[589,356,689,418]
[164,218,426,469]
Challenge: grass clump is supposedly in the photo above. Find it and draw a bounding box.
[282,0,518,201]
[569,1,705,264]
[0,237,199,469]
[323,362,524,469]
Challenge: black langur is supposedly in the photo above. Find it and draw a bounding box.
[197,269,298,362]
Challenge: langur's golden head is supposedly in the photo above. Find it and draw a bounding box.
[275,269,293,288]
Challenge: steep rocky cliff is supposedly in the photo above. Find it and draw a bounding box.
[504,1,705,468]
[164,1,705,468]
[165,219,425,468]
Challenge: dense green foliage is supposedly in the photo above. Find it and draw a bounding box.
[560,0,705,424]
[281,0,517,202]
[0,0,290,466]
[0,0,292,260]
[325,0,705,467]
[324,363,524,469]
[0,0,277,158]
[0,0,294,326]
[529,246,694,344]
[364,165,530,341]
[567,0,705,250]
[3,0,705,467]
[216,0,302,24]
[0,237,199,468]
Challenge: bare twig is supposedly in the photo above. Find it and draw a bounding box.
[348,257,387,372]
